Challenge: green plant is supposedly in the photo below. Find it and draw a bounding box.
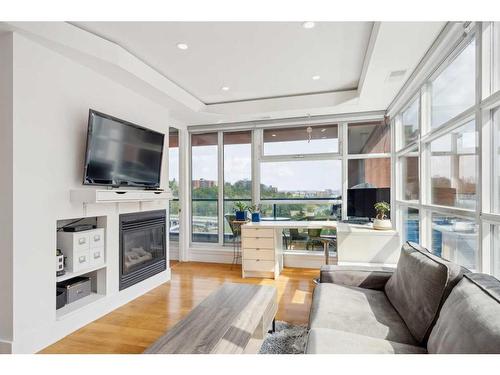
[374,201,390,220]
[247,204,260,213]
[233,201,248,212]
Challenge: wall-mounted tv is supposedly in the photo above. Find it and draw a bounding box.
[83,110,164,188]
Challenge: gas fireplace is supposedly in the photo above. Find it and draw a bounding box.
[119,210,166,290]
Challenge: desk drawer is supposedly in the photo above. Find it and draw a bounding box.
[243,248,274,261]
[242,237,274,249]
[242,228,274,238]
[243,259,275,273]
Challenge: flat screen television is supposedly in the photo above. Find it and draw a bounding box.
[347,187,390,219]
[83,110,164,188]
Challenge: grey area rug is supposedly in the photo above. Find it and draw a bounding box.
[259,321,308,354]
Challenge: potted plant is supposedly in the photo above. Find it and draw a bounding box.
[373,201,392,230]
[248,204,261,222]
[233,201,248,221]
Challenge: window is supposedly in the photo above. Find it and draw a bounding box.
[223,131,252,242]
[348,158,390,218]
[400,152,419,201]
[348,121,390,154]
[430,40,476,128]
[401,98,420,147]
[431,213,478,270]
[260,160,342,200]
[260,202,338,221]
[430,121,477,210]
[401,207,419,243]
[168,128,180,246]
[191,133,218,243]
[263,124,339,156]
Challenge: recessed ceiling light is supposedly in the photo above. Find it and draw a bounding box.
[312,75,321,80]
[272,134,277,137]
[221,86,230,91]
[302,21,315,29]
[176,43,188,50]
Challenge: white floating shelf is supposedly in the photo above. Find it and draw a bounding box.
[56,264,107,283]
[56,293,105,320]
[70,188,172,204]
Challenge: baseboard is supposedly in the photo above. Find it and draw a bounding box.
[189,247,324,269]
[189,247,236,264]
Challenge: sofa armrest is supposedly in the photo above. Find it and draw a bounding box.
[320,265,395,290]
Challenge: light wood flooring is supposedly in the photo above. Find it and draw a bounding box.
[41,262,317,354]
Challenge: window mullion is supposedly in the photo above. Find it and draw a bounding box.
[341,122,348,221]
[217,131,224,245]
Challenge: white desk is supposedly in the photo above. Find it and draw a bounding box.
[241,221,337,279]
[241,221,400,278]
[336,223,400,266]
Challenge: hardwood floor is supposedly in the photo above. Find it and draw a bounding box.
[41,262,318,354]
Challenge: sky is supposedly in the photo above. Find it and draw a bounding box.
[189,142,343,192]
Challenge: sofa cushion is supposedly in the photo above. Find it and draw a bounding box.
[320,265,395,290]
[384,242,464,344]
[428,273,500,353]
[306,328,426,354]
[309,283,417,345]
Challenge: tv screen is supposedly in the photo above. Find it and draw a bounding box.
[347,187,390,219]
[83,110,164,188]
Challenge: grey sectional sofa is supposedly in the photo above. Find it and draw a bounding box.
[306,242,500,354]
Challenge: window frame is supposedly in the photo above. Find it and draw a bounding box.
[189,114,388,248]
[393,23,500,274]
[260,122,341,161]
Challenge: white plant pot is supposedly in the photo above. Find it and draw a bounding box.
[373,218,392,230]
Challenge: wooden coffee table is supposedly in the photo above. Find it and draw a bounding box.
[145,283,278,354]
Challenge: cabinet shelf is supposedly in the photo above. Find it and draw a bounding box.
[56,264,107,283]
[56,293,105,320]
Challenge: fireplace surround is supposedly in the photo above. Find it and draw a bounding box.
[119,210,167,290]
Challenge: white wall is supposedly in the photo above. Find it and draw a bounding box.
[6,32,173,353]
[0,32,14,351]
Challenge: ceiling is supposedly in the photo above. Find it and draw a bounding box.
[1,21,446,126]
[74,22,374,104]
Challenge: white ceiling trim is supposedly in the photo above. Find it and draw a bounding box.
[188,110,386,132]
[356,22,380,96]
[0,21,206,112]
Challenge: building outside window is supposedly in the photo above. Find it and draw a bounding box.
[400,151,419,202]
[401,98,420,148]
[347,158,391,218]
[430,120,477,210]
[348,121,390,154]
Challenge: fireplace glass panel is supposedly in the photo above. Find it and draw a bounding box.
[122,225,165,275]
